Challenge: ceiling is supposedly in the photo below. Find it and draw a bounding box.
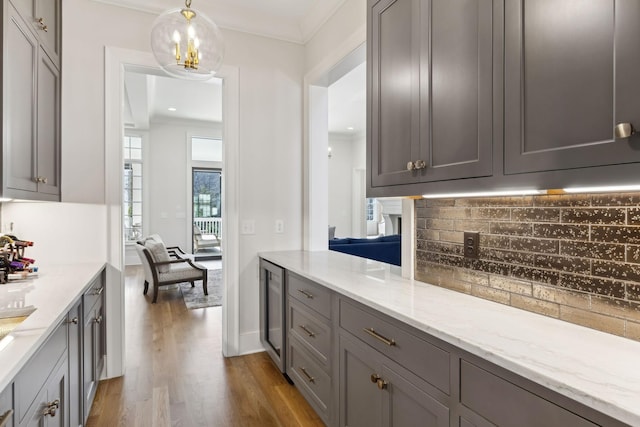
[91,0,348,44]
[117,0,365,135]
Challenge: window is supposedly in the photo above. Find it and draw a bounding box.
[123,135,143,242]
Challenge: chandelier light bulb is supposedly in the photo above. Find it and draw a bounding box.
[150,0,225,81]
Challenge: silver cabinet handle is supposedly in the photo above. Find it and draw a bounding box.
[363,327,396,347]
[94,315,103,324]
[407,160,426,171]
[298,324,316,338]
[298,367,315,383]
[297,289,314,299]
[67,317,78,325]
[37,17,48,32]
[42,399,59,417]
[93,286,104,296]
[615,122,635,138]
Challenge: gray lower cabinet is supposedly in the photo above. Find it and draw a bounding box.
[82,277,105,424]
[368,0,497,193]
[339,333,448,427]
[285,272,334,425]
[3,0,61,201]
[505,0,640,175]
[0,383,15,427]
[259,261,632,427]
[15,320,68,427]
[67,300,82,427]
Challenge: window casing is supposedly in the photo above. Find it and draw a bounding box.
[123,135,143,242]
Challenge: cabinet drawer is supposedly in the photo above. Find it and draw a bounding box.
[287,272,331,317]
[288,299,331,369]
[83,273,104,318]
[339,298,450,394]
[15,319,67,423]
[460,360,597,427]
[288,337,331,422]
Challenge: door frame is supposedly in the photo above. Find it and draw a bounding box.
[105,47,241,377]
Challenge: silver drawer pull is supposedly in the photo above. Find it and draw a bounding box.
[363,327,396,347]
[297,289,314,299]
[0,409,13,427]
[298,367,315,383]
[92,286,104,296]
[94,315,103,324]
[67,317,78,325]
[298,324,316,338]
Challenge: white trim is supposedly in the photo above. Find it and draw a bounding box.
[105,48,241,378]
[303,27,366,251]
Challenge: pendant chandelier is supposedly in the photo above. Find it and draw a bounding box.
[150,0,225,81]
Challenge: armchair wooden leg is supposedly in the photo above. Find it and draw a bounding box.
[152,283,159,303]
[203,270,208,296]
[143,280,149,295]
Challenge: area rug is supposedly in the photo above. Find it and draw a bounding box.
[179,269,222,309]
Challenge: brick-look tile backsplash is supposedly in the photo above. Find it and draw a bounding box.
[414,193,640,341]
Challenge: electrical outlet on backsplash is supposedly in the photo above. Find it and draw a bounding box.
[414,192,640,342]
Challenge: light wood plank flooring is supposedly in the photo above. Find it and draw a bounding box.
[86,265,324,427]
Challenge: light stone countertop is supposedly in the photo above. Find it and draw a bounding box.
[259,250,640,426]
[0,262,105,392]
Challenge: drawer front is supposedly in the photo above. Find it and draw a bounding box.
[339,298,450,394]
[460,360,597,427]
[287,272,331,317]
[288,299,331,369]
[288,337,331,422]
[83,273,105,319]
[15,320,67,423]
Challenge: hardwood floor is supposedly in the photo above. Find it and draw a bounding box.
[86,265,324,427]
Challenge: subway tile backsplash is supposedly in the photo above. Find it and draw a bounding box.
[415,193,640,341]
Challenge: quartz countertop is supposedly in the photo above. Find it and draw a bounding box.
[0,262,105,392]
[259,250,640,426]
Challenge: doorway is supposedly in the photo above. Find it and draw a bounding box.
[105,48,241,377]
[192,167,223,259]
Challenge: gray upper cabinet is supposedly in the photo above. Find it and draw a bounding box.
[3,0,61,201]
[368,0,496,192]
[11,0,60,66]
[505,0,640,174]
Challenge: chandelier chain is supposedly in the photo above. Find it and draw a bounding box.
[185,0,192,8]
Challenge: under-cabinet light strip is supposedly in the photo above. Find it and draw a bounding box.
[422,189,545,199]
[563,185,640,193]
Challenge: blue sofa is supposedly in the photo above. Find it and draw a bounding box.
[329,234,401,266]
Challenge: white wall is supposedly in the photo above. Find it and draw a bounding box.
[2,0,305,355]
[305,0,366,73]
[1,202,107,265]
[147,121,218,251]
[328,134,354,238]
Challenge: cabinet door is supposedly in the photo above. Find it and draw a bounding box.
[67,301,82,427]
[368,0,423,188]
[34,0,60,65]
[259,260,286,372]
[505,0,640,174]
[381,363,449,427]
[21,357,67,427]
[82,305,98,422]
[369,0,495,190]
[425,0,494,182]
[0,384,14,427]
[339,334,383,427]
[35,48,60,197]
[5,3,38,193]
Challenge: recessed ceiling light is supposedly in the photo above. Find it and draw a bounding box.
[347,127,354,131]
[168,107,177,112]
